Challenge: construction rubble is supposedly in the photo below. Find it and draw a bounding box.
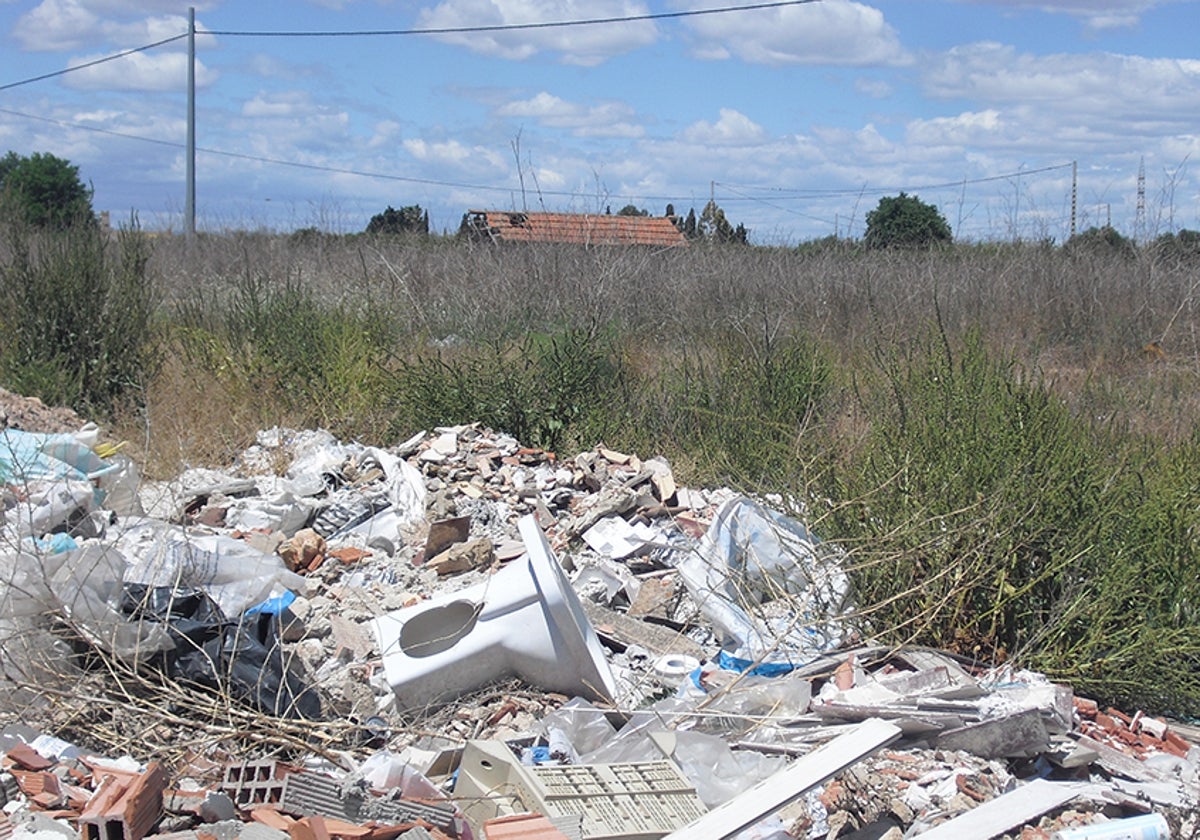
[0,420,1197,840]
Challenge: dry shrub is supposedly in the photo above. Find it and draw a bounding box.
[113,350,299,479]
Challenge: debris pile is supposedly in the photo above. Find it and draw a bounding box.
[0,418,1196,840]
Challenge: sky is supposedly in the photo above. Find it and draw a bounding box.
[0,0,1197,245]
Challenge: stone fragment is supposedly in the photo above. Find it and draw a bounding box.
[279,529,326,572]
[427,538,495,576]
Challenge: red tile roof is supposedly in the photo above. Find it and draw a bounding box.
[466,210,687,247]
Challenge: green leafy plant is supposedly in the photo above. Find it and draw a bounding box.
[0,217,157,412]
[1064,225,1136,258]
[366,205,429,235]
[0,150,95,230]
[864,192,952,249]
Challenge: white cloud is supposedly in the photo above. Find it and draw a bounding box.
[906,109,1004,147]
[14,1,215,50]
[242,93,312,119]
[923,42,1200,126]
[62,50,216,91]
[415,0,658,66]
[234,93,352,150]
[682,108,766,145]
[496,92,643,137]
[855,78,893,98]
[403,137,507,171]
[953,0,1178,31]
[368,120,402,149]
[680,0,909,67]
[13,0,98,50]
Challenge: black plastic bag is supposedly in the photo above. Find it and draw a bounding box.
[121,584,321,720]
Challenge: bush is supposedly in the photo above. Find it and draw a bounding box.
[0,218,157,413]
[1148,229,1200,263]
[0,151,95,230]
[1064,225,1136,258]
[864,193,952,249]
[174,269,401,438]
[366,205,428,235]
[817,330,1130,659]
[393,327,626,454]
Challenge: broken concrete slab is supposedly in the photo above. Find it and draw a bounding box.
[936,708,1051,759]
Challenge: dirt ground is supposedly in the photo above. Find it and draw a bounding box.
[0,387,89,434]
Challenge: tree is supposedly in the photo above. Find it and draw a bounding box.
[683,208,698,239]
[697,200,749,245]
[863,192,952,249]
[366,204,429,235]
[1148,229,1200,263]
[616,204,647,216]
[0,151,95,229]
[1065,225,1136,259]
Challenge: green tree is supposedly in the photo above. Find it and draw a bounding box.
[616,204,647,217]
[1065,225,1136,258]
[366,204,429,235]
[696,200,749,244]
[864,192,952,249]
[683,208,698,239]
[1149,229,1200,263]
[0,151,95,229]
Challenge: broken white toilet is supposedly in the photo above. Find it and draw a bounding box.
[372,514,618,713]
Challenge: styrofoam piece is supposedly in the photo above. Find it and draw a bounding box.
[372,515,618,712]
[661,718,902,840]
[454,740,707,840]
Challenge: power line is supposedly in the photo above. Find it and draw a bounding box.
[202,0,823,37]
[0,104,689,204]
[719,182,838,227]
[714,163,1074,200]
[0,2,821,93]
[0,33,188,92]
[0,103,1081,231]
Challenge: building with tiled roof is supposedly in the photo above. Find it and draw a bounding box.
[463,209,688,247]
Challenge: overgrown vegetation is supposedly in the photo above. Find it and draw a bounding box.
[0,218,157,413]
[5,220,1200,714]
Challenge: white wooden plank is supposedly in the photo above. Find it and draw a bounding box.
[914,779,1096,840]
[661,717,902,840]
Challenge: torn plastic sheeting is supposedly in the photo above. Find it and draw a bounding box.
[674,495,853,663]
[117,521,305,618]
[650,729,787,808]
[37,545,174,659]
[280,432,426,529]
[0,427,119,487]
[8,479,97,539]
[365,445,427,529]
[120,584,321,720]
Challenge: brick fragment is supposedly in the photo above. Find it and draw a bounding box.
[77,762,167,840]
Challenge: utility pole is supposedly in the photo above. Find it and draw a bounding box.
[1070,161,1077,239]
[1136,156,1146,242]
[186,6,196,240]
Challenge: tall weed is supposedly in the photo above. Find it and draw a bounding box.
[818,330,1133,659]
[0,219,158,414]
[392,326,624,453]
[174,269,400,439]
